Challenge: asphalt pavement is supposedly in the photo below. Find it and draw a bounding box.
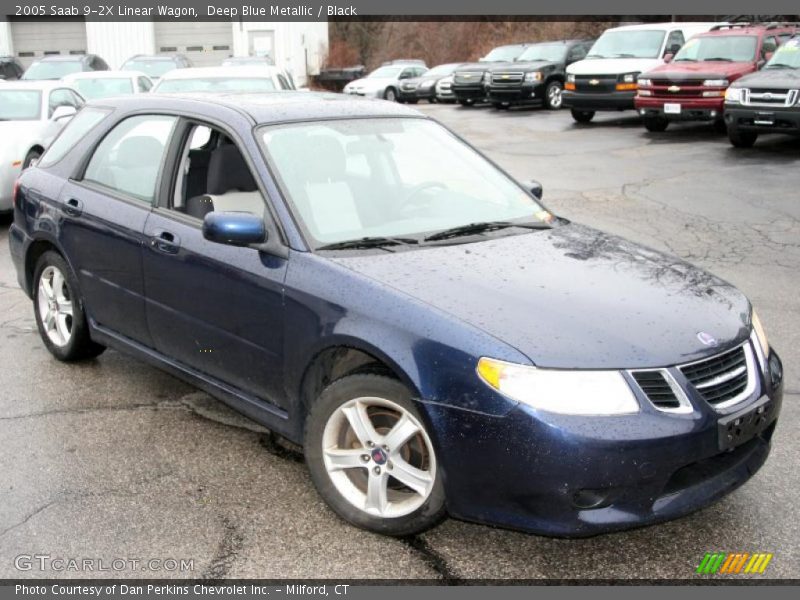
[1,103,798,580]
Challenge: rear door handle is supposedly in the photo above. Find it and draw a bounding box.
[63,198,83,217]
[150,229,181,254]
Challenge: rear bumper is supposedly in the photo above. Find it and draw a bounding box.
[562,90,636,111]
[635,96,724,121]
[725,104,800,135]
[487,83,545,104]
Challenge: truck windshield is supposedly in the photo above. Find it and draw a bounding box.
[673,35,758,62]
[517,43,568,62]
[588,30,666,59]
[765,38,800,68]
[481,46,525,62]
[369,67,403,78]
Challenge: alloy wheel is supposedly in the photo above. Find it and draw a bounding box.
[548,84,563,109]
[37,265,73,347]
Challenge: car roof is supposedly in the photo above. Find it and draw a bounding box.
[63,70,146,80]
[158,66,283,80]
[606,22,721,32]
[700,24,797,36]
[94,91,423,124]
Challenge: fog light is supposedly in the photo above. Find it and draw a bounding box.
[572,488,614,509]
[710,110,717,117]
[640,109,646,115]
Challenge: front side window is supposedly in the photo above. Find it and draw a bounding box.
[665,30,686,54]
[154,77,277,93]
[38,107,110,167]
[83,115,177,202]
[673,35,759,62]
[260,118,547,246]
[72,78,134,100]
[0,90,42,120]
[588,30,667,59]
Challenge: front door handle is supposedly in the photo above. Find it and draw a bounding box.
[63,198,83,217]
[150,229,181,254]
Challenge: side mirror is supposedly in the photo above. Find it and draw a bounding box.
[523,179,543,200]
[202,212,267,247]
[663,53,674,63]
[51,105,77,122]
[764,52,774,62]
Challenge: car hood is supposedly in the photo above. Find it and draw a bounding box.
[456,62,496,73]
[330,223,750,369]
[732,67,800,89]
[489,60,557,72]
[645,60,755,79]
[568,57,664,76]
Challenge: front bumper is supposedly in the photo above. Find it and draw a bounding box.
[422,347,783,537]
[562,90,636,111]
[636,96,725,121]
[725,104,800,135]
[487,82,545,105]
[452,84,487,102]
[398,86,436,102]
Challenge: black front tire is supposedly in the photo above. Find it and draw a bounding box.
[33,251,105,362]
[643,116,669,132]
[728,128,758,148]
[571,108,595,123]
[305,374,446,536]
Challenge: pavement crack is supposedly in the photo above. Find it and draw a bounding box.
[400,534,460,582]
[202,515,245,579]
[0,499,61,539]
[0,400,186,421]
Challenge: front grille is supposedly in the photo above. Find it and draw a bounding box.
[575,75,616,94]
[491,71,524,85]
[454,72,484,85]
[680,344,753,407]
[741,88,799,107]
[631,371,681,410]
[648,79,706,98]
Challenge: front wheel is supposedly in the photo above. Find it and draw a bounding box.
[728,128,758,148]
[33,251,105,361]
[305,374,446,536]
[571,108,595,123]
[383,87,398,102]
[544,81,564,110]
[643,116,669,132]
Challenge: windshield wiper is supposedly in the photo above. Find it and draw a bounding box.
[674,58,697,62]
[316,236,420,251]
[423,220,550,242]
[613,53,637,58]
[586,54,607,59]
[766,63,797,69]
[703,57,733,62]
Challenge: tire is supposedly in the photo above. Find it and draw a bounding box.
[22,149,41,170]
[383,87,398,102]
[305,374,446,536]
[32,251,105,362]
[571,108,595,123]
[544,80,564,110]
[728,128,758,148]
[643,116,669,132]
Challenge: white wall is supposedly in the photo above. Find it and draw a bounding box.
[0,22,14,56]
[86,22,155,70]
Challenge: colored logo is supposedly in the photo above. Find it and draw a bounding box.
[502,74,510,79]
[696,552,773,574]
[697,331,718,347]
[589,79,600,85]
[371,448,387,465]
[668,85,681,92]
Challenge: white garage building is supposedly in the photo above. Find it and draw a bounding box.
[0,20,328,86]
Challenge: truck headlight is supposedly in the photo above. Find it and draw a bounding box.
[477,357,639,416]
[638,78,652,87]
[725,87,743,103]
[703,79,729,87]
[524,71,543,82]
[567,73,576,83]
[622,72,639,83]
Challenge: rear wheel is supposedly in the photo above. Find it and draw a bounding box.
[643,116,669,132]
[571,108,595,123]
[728,128,758,148]
[305,374,446,536]
[544,81,564,110]
[33,251,105,362]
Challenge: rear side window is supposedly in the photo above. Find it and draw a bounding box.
[83,115,177,202]
[38,107,110,168]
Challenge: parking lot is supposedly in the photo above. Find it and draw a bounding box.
[0,102,798,580]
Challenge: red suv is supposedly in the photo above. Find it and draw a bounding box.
[635,22,797,132]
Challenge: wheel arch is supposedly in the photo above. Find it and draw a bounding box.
[24,234,71,297]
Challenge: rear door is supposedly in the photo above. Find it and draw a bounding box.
[58,113,179,346]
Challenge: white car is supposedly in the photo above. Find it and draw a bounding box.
[151,66,295,94]
[0,82,84,213]
[62,71,154,100]
[342,62,428,101]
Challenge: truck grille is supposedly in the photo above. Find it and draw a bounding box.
[631,371,682,410]
[648,79,706,98]
[454,72,484,85]
[679,344,754,408]
[741,88,799,107]
[574,75,616,94]
[490,71,524,86]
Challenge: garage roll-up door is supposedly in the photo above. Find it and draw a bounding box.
[10,18,87,68]
[154,22,234,68]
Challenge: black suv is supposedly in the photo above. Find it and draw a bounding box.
[452,44,532,106]
[724,35,800,147]
[486,40,594,109]
[22,55,109,80]
[0,56,24,81]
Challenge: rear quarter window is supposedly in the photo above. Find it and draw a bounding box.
[38,107,111,168]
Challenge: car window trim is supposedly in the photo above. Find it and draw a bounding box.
[37,106,112,169]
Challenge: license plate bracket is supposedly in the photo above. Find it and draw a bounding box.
[718,395,776,451]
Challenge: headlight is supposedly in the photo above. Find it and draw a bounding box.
[524,71,543,82]
[638,78,652,87]
[622,72,639,83]
[725,87,743,103]
[420,80,434,88]
[703,79,729,87]
[477,357,639,416]
[567,73,575,83]
[752,309,769,359]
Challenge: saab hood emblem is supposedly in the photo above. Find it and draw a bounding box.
[589,79,600,85]
[697,332,718,347]
[668,85,681,92]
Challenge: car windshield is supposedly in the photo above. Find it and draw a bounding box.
[154,77,277,93]
[121,59,177,78]
[674,35,758,62]
[765,38,800,68]
[424,64,458,76]
[0,90,41,120]
[368,66,403,78]
[72,78,134,99]
[259,118,548,247]
[517,43,568,62]
[481,46,524,62]
[588,30,666,59]
[223,57,272,66]
[22,60,83,80]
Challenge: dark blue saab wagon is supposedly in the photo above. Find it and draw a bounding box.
[8,92,783,537]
